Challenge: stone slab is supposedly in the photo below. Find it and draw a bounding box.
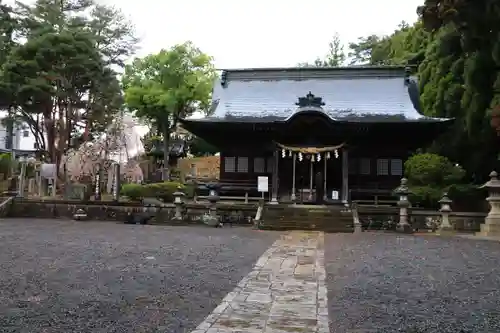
[190,231,329,333]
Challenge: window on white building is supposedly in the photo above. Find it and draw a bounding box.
[23,130,29,137]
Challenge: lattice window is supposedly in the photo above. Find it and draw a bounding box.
[377,158,389,175]
[391,159,403,176]
[224,156,236,173]
[237,157,248,173]
[253,157,265,173]
[266,157,273,173]
[360,158,371,175]
[348,158,358,175]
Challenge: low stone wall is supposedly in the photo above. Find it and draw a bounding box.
[356,205,486,232]
[7,198,257,225]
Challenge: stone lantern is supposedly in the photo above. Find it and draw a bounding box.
[438,192,453,231]
[172,186,185,220]
[206,182,220,215]
[73,208,88,221]
[477,171,500,237]
[394,178,412,233]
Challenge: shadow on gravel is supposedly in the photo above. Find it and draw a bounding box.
[325,233,500,333]
[0,219,279,333]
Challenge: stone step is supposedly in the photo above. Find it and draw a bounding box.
[261,205,354,232]
[480,223,500,233]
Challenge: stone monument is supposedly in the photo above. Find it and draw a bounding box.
[476,171,500,237]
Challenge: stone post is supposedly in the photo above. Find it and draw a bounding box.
[477,171,500,237]
[253,198,264,229]
[172,186,185,220]
[395,178,412,233]
[291,153,297,202]
[94,167,101,201]
[270,150,279,204]
[438,192,453,232]
[18,161,26,197]
[205,182,221,227]
[112,163,121,202]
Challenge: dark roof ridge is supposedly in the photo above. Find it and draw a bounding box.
[220,65,414,84]
[218,65,411,72]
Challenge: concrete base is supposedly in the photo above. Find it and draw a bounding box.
[436,227,456,236]
[476,219,500,237]
[396,223,413,234]
[354,224,363,233]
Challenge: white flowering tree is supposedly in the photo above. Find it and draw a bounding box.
[60,113,144,185]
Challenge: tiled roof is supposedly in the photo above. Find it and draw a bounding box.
[199,66,450,123]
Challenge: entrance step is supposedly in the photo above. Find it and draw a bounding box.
[259,204,354,232]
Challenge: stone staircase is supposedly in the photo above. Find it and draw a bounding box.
[258,204,354,232]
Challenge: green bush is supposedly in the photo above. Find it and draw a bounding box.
[120,183,145,201]
[120,181,192,203]
[405,153,465,186]
[144,181,184,202]
[405,153,474,208]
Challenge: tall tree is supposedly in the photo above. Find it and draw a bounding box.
[298,33,345,67]
[323,33,346,67]
[0,0,137,161]
[122,42,216,180]
[417,0,500,180]
[0,1,19,151]
[1,30,104,162]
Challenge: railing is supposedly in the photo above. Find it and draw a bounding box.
[354,204,486,232]
[8,198,257,225]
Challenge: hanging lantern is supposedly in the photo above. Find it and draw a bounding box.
[288,150,292,157]
[317,153,321,162]
[298,152,303,161]
[326,151,331,159]
[334,149,339,158]
[281,149,286,158]
[311,154,315,162]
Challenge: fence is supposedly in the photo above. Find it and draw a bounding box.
[354,204,486,232]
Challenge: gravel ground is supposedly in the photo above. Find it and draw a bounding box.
[0,219,279,333]
[325,233,500,333]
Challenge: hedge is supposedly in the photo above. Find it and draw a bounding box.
[121,181,195,202]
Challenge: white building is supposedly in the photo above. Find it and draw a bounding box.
[0,122,37,152]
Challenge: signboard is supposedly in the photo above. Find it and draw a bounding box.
[40,163,57,179]
[257,176,269,192]
[331,190,339,200]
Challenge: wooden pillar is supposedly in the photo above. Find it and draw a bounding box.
[342,149,349,203]
[323,153,328,200]
[308,158,313,201]
[291,153,297,201]
[271,149,279,204]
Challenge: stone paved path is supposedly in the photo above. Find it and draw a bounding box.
[190,231,328,333]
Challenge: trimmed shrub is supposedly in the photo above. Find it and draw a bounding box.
[404,153,482,209]
[120,183,145,201]
[120,181,193,203]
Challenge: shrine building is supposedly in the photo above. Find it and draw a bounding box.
[180,66,453,204]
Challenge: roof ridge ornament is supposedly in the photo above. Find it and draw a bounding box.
[296,92,325,108]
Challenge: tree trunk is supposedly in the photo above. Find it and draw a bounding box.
[162,123,170,181]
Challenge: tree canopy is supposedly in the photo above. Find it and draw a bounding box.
[122,42,216,179]
[0,0,137,165]
[302,4,499,184]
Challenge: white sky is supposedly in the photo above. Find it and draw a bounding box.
[7,0,424,69]
[4,0,424,135]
